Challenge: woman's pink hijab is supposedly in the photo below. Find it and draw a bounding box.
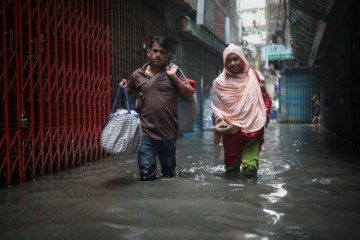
[211,43,267,133]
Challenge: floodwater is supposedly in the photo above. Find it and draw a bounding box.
[1,123,359,240]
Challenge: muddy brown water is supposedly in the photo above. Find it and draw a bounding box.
[1,124,359,240]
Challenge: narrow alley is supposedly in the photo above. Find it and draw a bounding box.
[1,123,359,240]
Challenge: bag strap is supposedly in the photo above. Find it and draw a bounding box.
[123,85,132,114]
[111,85,123,113]
[140,72,161,96]
[111,85,134,114]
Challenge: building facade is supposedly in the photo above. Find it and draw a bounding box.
[0,0,240,186]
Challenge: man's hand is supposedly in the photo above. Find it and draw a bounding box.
[166,63,194,101]
[165,63,178,78]
[119,79,127,87]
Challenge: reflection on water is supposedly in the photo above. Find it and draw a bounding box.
[0,124,360,240]
[260,183,287,204]
[263,208,284,225]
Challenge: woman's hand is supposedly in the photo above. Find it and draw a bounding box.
[212,118,239,134]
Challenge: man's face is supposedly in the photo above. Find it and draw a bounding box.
[147,42,170,68]
[225,53,244,74]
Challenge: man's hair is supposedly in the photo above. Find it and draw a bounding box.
[149,36,170,52]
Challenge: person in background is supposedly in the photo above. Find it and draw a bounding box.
[120,36,194,181]
[211,43,272,178]
[312,94,321,125]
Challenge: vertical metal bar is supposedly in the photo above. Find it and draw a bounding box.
[87,1,94,160]
[62,0,68,170]
[93,0,97,160]
[68,0,75,168]
[81,0,87,162]
[45,0,53,173]
[105,0,110,158]
[95,0,100,159]
[109,0,115,129]
[54,0,61,172]
[102,0,106,157]
[74,0,81,165]
[37,0,45,175]
[85,0,90,161]
[27,0,36,180]
[85,0,89,158]
[2,0,11,187]
[94,0,97,159]
[15,0,24,183]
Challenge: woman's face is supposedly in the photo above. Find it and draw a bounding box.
[225,53,244,74]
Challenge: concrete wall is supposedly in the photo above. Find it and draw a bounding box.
[319,0,360,147]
